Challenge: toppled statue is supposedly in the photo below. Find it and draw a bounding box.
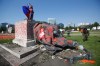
[33,22,92,63]
[22,3,34,20]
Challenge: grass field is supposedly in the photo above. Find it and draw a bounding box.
[0,31,100,66]
[0,39,13,44]
[66,31,100,66]
[0,34,14,44]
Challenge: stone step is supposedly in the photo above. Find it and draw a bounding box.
[0,44,39,58]
[0,45,41,66]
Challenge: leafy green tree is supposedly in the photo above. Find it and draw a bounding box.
[58,23,64,29]
[69,26,73,29]
[65,26,69,30]
[86,24,93,30]
[1,26,7,33]
[93,22,99,30]
[0,27,2,33]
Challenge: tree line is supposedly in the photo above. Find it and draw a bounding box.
[0,21,99,33]
[65,22,100,30]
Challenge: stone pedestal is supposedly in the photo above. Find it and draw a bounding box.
[13,20,35,47]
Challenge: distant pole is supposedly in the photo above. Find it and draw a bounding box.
[74,24,75,27]
[74,24,75,31]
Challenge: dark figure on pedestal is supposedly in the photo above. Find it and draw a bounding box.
[22,3,34,20]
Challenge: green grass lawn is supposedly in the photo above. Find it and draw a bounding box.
[90,30,100,34]
[68,30,100,34]
[66,35,100,66]
[0,39,13,44]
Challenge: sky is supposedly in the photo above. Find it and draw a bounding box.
[0,0,100,27]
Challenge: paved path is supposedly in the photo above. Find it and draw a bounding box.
[0,46,72,66]
[0,55,11,66]
[37,58,72,66]
[0,48,11,66]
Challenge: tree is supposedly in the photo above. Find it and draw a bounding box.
[0,27,2,33]
[86,24,93,30]
[1,26,7,33]
[69,26,73,29]
[58,23,64,29]
[65,26,69,30]
[93,22,99,30]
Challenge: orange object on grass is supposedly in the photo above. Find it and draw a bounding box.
[80,59,95,64]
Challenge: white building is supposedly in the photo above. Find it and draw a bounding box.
[48,18,56,25]
[78,22,90,26]
[92,26,100,30]
[97,26,100,29]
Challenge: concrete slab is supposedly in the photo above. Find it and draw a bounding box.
[0,53,11,66]
[13,39,35,47]
[0,45,72,66]
[0,43,39,58]
[0,45,41,66]
[38,57,72,66]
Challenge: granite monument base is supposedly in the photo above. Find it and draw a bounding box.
[13,39,35,47]
[13,20,35,47]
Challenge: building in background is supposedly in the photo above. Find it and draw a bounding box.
[92,26,100,30]
[78,22,90,26]
[48,18,56,25]
[0,23,15,33]
[1,23,8,28]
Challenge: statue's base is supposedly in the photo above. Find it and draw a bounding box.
[13,20,35,47]
[0,43,40,66]
[13,39,35,47]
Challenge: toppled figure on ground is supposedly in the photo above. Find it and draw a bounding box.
[33,22,92,63]
[34,22,84,51]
